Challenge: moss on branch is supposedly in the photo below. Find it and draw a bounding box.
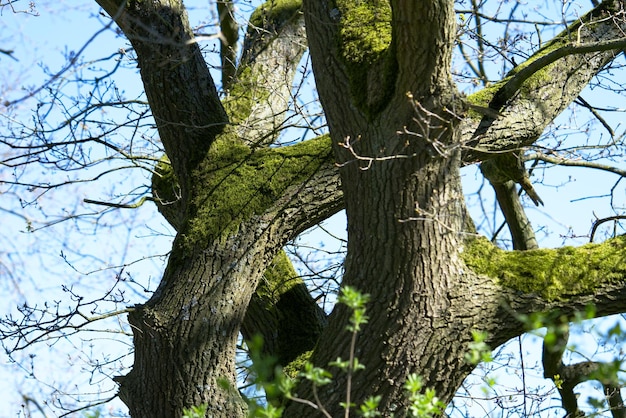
[223,66,265,125]
[249,0,301,29]
[283,349,313,378]
[257,250,302,306]
[226,0,306,143]
[462,236,626,301]
[152,133,333,246]
[152,155,185,231]
[243,250,326,366]
[183,133,333,247]
[466,0,623,121]
[335,0,395,115]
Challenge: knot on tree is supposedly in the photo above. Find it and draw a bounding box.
[480,151,543,206]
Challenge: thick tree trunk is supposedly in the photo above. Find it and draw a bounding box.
[115,238,259,417]
[92,0,626,416]
[289,1,477,414]
[290,134,476,416]
[118,154,343,417]
[118,143,342,417]
[94,1,336,415]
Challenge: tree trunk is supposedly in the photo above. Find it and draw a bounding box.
[91,0,626,416]
[285,126,479,416]
[287,1,477,414]
[115,239,256,417]
[289,0,626,415]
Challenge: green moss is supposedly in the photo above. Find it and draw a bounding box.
[283,350,313,379]
[506,36,568,78]
[511,37,569,95]
[464,29,571,119]
[226,0,302,123]
[464,81,507,120]
[465,85,498,108]
[257,251,301,307]
[462,235,626,301]
[152,155,176,202]
[183,133,332,247]
[337,1,392,65]
[223,66,263,125]
[249,0,301,29]
[335,0,395,116]
[151,155,186,230]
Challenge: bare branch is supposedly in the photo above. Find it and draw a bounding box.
[0,273,134,352]
[530,152,626,177]
[217,0,239,91]
[4,21,116,107]
[542,314,626,418]
[590,215,626,242]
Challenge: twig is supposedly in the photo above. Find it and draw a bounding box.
[589,215,626,242]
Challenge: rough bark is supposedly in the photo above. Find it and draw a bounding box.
[117,145,342,417]
[95,1,338,417]
[285,0,626,416]
[148,3,328,375]
[91,0,626,416]
[96,0,229,206]
[289,0,472,415]
[231,1,306,146]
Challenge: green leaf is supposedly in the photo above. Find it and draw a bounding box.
[300,362,333,386]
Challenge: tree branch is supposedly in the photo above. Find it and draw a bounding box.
[541,313,626,418]
[301,0,365,125]
[463,235,626,337]
[217,0,239,91]
[95,0,229,203]
[242,250,328,367]
[461,0,626,161]
[483,179,539,250]
[480,151,541,250]
[391,0,456,95]
[530,152,626,177]
[228,0,307,146]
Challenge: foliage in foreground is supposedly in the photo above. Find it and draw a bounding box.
[247,286,445,418]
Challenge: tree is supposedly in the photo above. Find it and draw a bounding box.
[3,0,626,417]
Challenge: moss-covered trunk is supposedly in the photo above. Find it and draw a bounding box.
[95,1,340,415]
[93,0,626,416]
